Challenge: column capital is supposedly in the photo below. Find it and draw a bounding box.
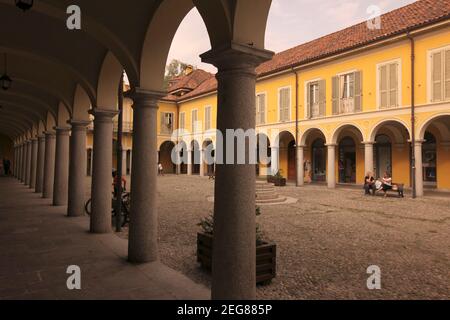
[325,143,337,148]
[68,120,91,130]
[127,88,165,109]
[54,126,71,136]
[31,138,38,143]
[37,134,45,141]
[200,42,274,72]
[362,141,376,145]
[44,131,56,138]
[296,144,306,149]
[88,108,118,122]
[414,139,426,146]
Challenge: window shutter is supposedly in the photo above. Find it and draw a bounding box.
[279,88,290,121]
[432,51,442,101]
[354,71,362,112]
[180,113,185,129]
[255,95,260,125]
[160,112,166,133]
[319,79,326,117]
[205,107,210,130]
[260,94,266,124]
[332,76,339,115]
[445,49,450,100]
[380,65,388,108]
[306,84,311,119]
[389,63,398,107]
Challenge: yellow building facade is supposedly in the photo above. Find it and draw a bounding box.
[88,1,450,194]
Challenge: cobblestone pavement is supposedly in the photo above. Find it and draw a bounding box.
[88,175,450,300]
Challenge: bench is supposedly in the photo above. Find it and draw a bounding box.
[375,182,404,198]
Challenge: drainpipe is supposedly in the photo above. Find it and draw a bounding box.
[408,31,416,199]
[292,67,299,187]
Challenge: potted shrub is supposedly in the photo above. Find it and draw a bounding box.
[197,207,277,285]
[267,174,275,184]
[273,170,286,187]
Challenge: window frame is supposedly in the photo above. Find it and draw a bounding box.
[428,45,450,103]
[191,108,199,133]
[204,105,212,131]
[255,92,267,125]
[304,78,323,119]
[277,85,292,122]
[179,112,186,130]
[376,58,402,109]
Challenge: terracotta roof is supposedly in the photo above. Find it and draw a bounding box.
[163,0,450,102]
[256,0,450,76]
[167,69,213,93]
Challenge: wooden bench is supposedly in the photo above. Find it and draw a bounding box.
[375,182,404,198]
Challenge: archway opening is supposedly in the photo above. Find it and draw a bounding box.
[202,140,215,176]
[278,131,296,181]
[338,137,356,183]
[191,140,200,175]
[159,141,176,174]
[374,134,392,179]
[302,129,327,183]
[256,134,271,177]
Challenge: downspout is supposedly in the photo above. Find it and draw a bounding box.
[292,67,299,187]
[407,31,416,199]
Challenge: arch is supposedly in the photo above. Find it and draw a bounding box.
[418,113,450,141]
[159,140,176,174]
[276,131,296,180]
[72,85,93,121]
[57,102,71,127]
[299,127,327,146]
[45,111,56,132]
[97,52,123,110]
[190,139,201,175]
[140,0,195,91]
[331,123,365,145]
[369,119,411,143]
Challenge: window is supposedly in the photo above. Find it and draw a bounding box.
[332,71,362,115]
[307,80,326,118]
[204,106,212,131]
[179,112,185,129]
[256,93,266,125]
[192,109,198,132]
[279,87,291,122]
[378,61,399,109]
[431,47,450,102]
[160,112,173,134]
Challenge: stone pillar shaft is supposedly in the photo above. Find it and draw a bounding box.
[270,147,279,176]
[90,108,117,233]
[18,144,23,181]
[327,144,336,188]
[43,133,56,199]
[296,146,305,186]
[415,141,424,197]
[364,142,375,175]
[187,150,193,175]
[128,90,164,263]
[36,135,45,193]
[23,141,30,184]
[201,44,273,300]
[30,139,38,189]
[68,121,89,217]
[53,127,71,206]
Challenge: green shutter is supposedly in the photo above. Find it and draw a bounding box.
[354,71,362,112]
[332,76,339,115]
[319,80,326,117]
[432,51,442,101]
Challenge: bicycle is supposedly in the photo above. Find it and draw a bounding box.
[84,191,131,227]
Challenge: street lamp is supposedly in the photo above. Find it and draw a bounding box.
[15,0,34,11]
[1,54,12,90]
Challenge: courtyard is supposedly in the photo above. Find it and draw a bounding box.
[91,175,450,300]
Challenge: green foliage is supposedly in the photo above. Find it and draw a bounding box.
[163,59,196,89]
[198,207,265,244]
[274,170,284,179]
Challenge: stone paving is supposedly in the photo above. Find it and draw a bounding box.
[0,177,209,300]
[112,175,450,300]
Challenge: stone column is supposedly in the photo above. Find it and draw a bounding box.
[18,143,23,181]
[415,140,424,197]
[21,143,26,182]
[201,43,273,300]
[43,132,56,199]
[296,145,305,186]
[187,149,193,175]
[35,135,45,193]
[25,140,32,186]
[270,146,279,175]
[128,89,165,263]
[53,127,71,206]
[199,148,205,177]
[30,138,38,189]
[89,108,118,233]
[363,141,375,175]
[327,144,337,188]
[122,150,128,176]
[67,121,90,217]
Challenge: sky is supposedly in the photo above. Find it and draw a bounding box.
[166,0,417,73]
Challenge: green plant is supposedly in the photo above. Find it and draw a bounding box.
[198,206,265,245]
[274,170,284,179]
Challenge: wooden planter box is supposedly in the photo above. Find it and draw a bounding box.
[197,232,276,285]
[274,178,286,187]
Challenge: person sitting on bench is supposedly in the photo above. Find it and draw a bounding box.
[381,172,393,197]
[364,171,376,195]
